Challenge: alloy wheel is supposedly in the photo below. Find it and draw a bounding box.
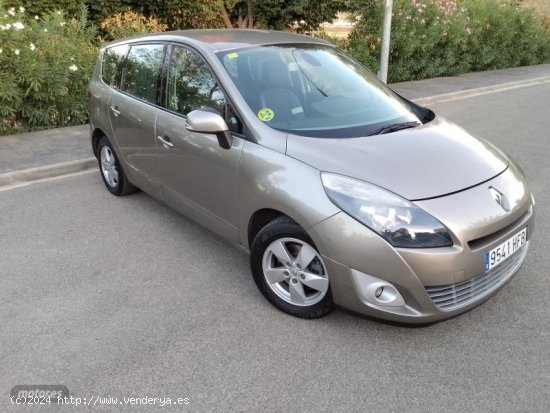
[262,237,329,306]
[100,146,119,188]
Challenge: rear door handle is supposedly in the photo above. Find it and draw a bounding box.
[110,106,120,117]
[157,135,174,148]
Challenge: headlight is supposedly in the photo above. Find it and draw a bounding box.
[321,173,453,248]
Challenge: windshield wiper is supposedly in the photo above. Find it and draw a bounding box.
[370,121,421,136]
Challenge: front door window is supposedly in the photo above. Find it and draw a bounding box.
[166,46,242,133]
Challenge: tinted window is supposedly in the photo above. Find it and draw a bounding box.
[122,44,165,104]
[166,47,225,114]
[102,45,128,88]
[166,47,242,133]
[217,45,421,138]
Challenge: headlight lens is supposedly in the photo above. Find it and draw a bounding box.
[321,173,453,248]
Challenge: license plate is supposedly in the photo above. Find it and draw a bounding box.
[485,228,527,272]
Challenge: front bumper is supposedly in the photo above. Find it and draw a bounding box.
[308,168,535,324]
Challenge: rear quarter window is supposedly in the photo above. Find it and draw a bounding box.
[101,44,129,88]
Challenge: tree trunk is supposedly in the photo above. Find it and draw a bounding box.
[219,3,233,28]
[247,0,254,28]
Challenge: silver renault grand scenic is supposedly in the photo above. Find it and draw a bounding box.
[88,30,535,323]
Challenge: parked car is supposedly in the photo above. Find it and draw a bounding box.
[88,30,534,323]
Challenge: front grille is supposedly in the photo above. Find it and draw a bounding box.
[468,208,531,251]
[426,243,529,311]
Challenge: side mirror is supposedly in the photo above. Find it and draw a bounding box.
[185,109,233,150]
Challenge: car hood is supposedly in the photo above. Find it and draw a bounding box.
[286,116,509,200]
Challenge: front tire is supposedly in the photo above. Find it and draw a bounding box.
[97,137,137,196]
[250,217,334,319]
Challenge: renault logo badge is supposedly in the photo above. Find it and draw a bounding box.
[489,186,511,212]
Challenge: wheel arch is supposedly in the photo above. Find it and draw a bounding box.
[248,209,293,249]
[91,127,107,158]
[248,212,335,318]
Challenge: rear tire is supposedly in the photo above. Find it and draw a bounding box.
[250,217,334,319]
[97,136,137,196]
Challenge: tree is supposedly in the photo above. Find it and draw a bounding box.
[219,0,346,31]
[86,0,345,32]
[19,0,346,32]
[86,0,136,27]
[144,0,223,29]
[219,0,254,29]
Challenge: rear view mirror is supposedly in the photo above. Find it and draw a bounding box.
[185,109,233,149]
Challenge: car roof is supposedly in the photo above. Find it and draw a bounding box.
[102,29,333,53]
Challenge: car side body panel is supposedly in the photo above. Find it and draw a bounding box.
[107,92,161,197]
[237,140,340,249]
[156,109,245,244]
[89,50,114,153]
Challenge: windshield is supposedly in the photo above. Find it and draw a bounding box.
[217,44,420,138]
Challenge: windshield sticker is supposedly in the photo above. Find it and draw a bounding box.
[227,52,239,59]
[258,108,275,122]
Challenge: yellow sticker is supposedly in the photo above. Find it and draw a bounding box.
[258,108,275,122]
[227,52,239,59]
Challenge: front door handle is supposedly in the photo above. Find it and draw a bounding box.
[157,135,174,148]
[110,105,120,117]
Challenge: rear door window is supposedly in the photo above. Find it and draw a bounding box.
[121,44,165,104]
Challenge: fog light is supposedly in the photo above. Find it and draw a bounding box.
[373,285,399,304]
[351,269,405,307]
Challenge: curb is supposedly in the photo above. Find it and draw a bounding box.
[0,157,97,188]
[414,76,550,106]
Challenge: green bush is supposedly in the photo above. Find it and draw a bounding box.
[464,0,550,70]
[85,0,135,27]
[349,0,550,82]
[86,0,222,31]
[99,11,168,42]
[2,0,86,18]
[0,6,97,134]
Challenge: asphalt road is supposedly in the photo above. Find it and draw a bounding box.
[1,83,549,413]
